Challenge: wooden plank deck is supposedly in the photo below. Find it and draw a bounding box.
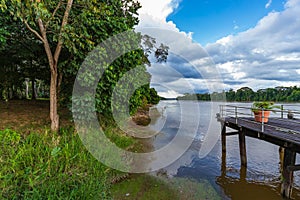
[221,117,300,153]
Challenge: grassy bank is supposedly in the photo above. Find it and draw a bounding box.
[111,175,221,200]
[0,100,220,199]
[0,127,123,199]
[0,101,169,199]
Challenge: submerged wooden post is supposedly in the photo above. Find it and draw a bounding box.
[281,148,296,198]
[221,145,226,177]
[221,123,226,153]
[221,122,227,178]
[238,128,247,167]
[240,166,247,181]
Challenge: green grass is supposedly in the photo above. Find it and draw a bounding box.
[0,127,221,200]
[111,175,179,200]
[0,127,123,199]
[111,175,221,200]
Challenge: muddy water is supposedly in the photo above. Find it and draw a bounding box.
[146,101,300,200]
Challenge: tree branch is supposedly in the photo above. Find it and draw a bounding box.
[24,21,44,42]
[45,0,63,28]
[38,18,55,73]
[53,0,73,65]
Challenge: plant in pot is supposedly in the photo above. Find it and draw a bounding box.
[251,102,280,123]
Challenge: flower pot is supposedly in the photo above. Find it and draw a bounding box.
[253,110,270,123]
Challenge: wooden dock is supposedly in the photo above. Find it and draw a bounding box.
[217,105,300,199]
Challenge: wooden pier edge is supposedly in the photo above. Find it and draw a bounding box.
[218,115,299,199]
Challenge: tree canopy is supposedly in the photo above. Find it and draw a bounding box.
[1,0,166,131]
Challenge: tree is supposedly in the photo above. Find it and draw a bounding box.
[288,89,300,101]
[226,89,235,101]
[2,0,143,131]
[0,8,50,101]
[236,87,254,101]
[0,6,9,49]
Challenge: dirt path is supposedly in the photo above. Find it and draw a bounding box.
[0,100,71,132]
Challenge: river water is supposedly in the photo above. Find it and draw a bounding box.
[146,100,300,200]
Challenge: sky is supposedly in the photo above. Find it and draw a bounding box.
[136,0,300,98]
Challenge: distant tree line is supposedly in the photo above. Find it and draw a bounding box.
[177,86,300,102]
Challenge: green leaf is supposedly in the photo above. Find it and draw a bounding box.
[51,147,61,157]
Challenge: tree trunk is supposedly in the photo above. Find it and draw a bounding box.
[31,79,36,100]
[36,81,41,97]
[25,79,29,99]
[8,86,12,99]
[32,0,73,132]
[50,69,59,132]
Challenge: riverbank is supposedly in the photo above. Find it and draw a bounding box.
[1,100,218,199]
[111,103,221,199]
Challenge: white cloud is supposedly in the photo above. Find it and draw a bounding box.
[137,0,192,40]
[136,0,300,97]
[158,90,182,98]
[206,0,300,91]
[138,0,181,20]
[265,0,272,8]
[285,0,300,8]
[136,0,224,97]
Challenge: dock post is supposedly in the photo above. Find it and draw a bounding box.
[240,166,247,181]
[221,123,226,153]
[279,147,284,173]
[238,128,247,167]
[221,122,227,177]
[221,145,226,177]
[281,148,296,198]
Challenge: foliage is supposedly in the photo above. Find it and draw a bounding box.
[0,127,137,199]
[251,101,280,113]
[1,0,164,129]
[178,86,300,102]
[0,10,49,100]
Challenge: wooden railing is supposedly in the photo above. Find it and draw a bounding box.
[219,104,300,132]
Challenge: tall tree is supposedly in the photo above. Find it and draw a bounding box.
[2,0,142,131]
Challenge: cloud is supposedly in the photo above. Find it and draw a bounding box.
[138,0,181,20]
[265,0,272,8]
[136,0,300,97]
[206,0,300,91]
[136,0,223,97]
[234,25,239,30]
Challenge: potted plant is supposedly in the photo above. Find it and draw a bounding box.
[251,102,279,123]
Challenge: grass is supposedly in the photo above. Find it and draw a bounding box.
[111,175,221,200]
[111,175,178,200]
[0,100,133,199]
[0,100,221,199]
[0,128,113,199]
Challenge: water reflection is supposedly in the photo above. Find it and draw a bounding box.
[147,101,300,199]
[219,147,283,200]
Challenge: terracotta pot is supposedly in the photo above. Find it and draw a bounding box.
[253,110,270,123]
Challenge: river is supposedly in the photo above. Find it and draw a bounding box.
[146,100,300,200]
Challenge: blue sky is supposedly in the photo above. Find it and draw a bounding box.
[167,0,286,45]
[137,0,300,97]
